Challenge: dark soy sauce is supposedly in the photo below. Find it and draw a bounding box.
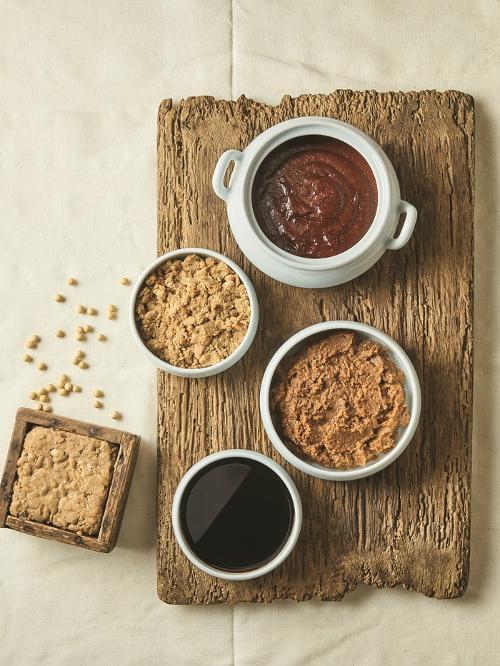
[180,457,294,572]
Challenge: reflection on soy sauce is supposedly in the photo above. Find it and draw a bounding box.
[180,457,294,572]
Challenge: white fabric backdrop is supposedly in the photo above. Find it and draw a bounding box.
[0,1,498,664]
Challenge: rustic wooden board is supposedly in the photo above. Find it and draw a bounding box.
[156,91,474,604]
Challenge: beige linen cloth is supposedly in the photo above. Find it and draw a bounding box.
[0,1,498,664]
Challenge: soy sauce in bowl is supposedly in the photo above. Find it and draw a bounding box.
[179,457,294,572]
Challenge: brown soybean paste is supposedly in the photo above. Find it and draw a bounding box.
[251,135,378,258]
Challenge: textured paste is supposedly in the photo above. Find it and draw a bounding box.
[252,136,377,258]
[10,426,118,536]
[135,254,251,368]
[271,332,410,469]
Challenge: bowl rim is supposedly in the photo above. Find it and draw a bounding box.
[259,320,421,481]
[171,449,303,581]
[129,248,259,378]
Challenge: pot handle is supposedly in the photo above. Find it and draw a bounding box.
[387,201,418,250]
[212,150,243,201]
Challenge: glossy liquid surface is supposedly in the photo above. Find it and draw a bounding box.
[180,458,294,572]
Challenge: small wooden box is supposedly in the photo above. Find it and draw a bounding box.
[0,408,140,553]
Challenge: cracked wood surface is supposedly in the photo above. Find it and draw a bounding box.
[156,91,474,604]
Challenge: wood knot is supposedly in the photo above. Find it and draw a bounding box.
[75,536,83,545]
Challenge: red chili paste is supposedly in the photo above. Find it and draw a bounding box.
[251,135,378,258]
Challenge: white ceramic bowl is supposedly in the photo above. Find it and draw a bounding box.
[260,321,421,481]
[172,449,302,581]
[213,117,417,288]
[129,248,259,378]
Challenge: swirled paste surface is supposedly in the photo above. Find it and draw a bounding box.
[252,135,378,258]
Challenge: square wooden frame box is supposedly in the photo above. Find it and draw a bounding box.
[0,408,140,552]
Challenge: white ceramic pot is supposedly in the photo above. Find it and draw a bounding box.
[172,449,302,581]
[260,321,421,481]
[129,248,259,378]
[213,117,417,288]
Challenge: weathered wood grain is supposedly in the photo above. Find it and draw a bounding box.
[99,432,141,550]
[157,91,474,604]
[0,414,29,526]
[5,515,111,552]
[0,408,140,552]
